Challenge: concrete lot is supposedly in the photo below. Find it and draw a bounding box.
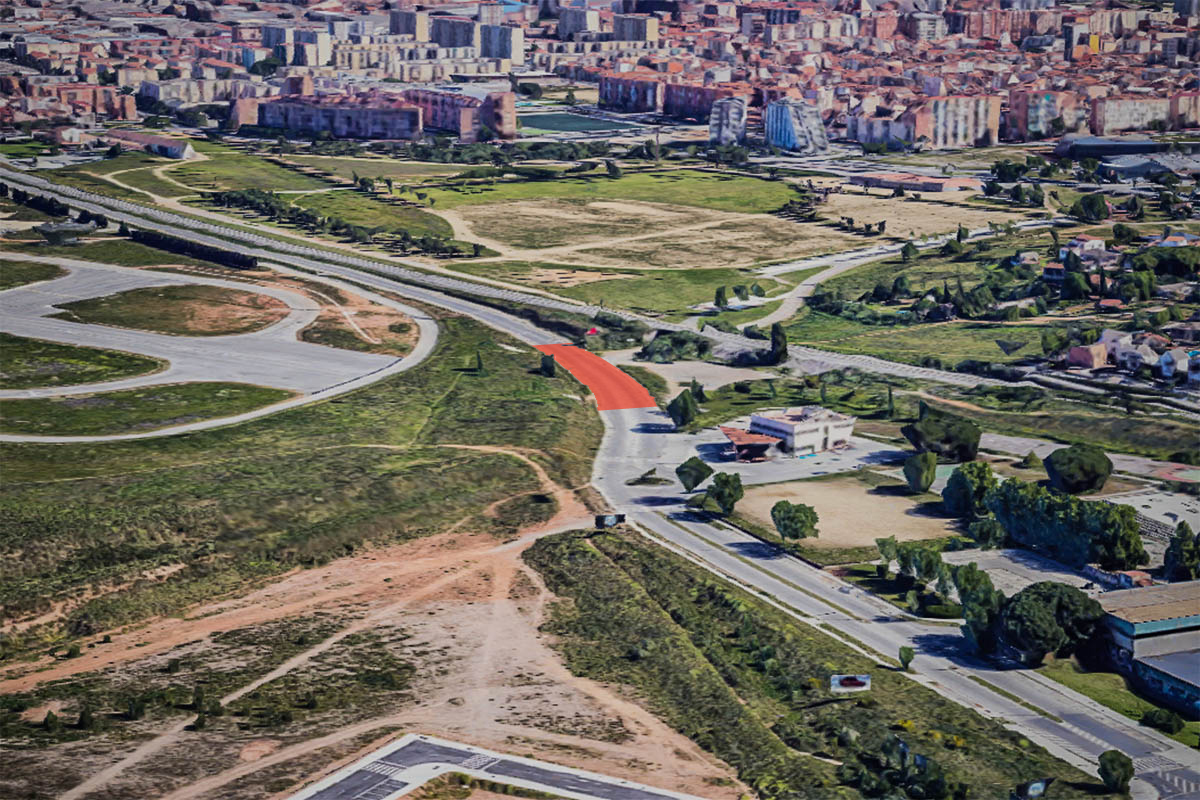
[0,253,396,396]
[634,415,905,491]
[290,734,706,800]
[940,548,1100,598]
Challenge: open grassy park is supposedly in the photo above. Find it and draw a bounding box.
[167,141,332,193]
[6,239,223,269]
[0,333,165,391]
[286,155,461,182]
[51,285,290,337]
[290,189,453,240]
[0,382,294,436]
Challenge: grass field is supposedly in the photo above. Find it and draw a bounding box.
[422,170,797,213]
[0,332,165,391]
[290,190,453,239]
[448,260,783,317]
[0,382,294,436]
[0,316,602,645]
[518,112,642,133]
[1039,659,1200,748]
[51,284,290,336]
[5,239,222,269]
[168,141,331,193]
[0,141,51,159]
[785,311,1049,366]
[525,530,1112,799]
[109,165,196,199]
[0,260,65,290]
[286,156,460,182]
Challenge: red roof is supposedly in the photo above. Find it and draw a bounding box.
[719,426,781,446]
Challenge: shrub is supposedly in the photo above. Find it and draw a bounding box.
[1044,444,1112,494]
[942,462,997,520]
[902,451,937,493]
[1141,708,1185,734]
[901,403,981,462]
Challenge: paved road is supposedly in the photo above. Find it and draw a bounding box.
[0,261,439,443]
[291,734,707,800]
[0,253,397,398]
[594,405,1200,800]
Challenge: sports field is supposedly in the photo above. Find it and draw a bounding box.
[519,112,642,133]
[536,344,656,411]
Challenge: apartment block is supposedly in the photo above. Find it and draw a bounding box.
[1008,89,1079,140]
[764,99,828,154]
[1090,96,1171,135]
[613,14,659,43]
[708,96,747,145]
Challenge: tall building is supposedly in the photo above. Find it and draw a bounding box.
[708,96,747,146]
[764,99,829,154]
[558,8,599,40]
[390,10,430,40]
[431,16,481,50]
[598,72,664,112]
[612,14,659,42]
[1091,96,1171,135]
[480,24,523,63]
[1008,89,1078,140]
[906,95,1001,149]
[1174,0,1200,16]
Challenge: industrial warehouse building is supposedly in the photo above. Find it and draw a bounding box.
[1100,581,1200,720]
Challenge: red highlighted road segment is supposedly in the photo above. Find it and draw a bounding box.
[536,344,657,411]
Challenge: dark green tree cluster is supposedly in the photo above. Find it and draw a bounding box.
[1068,193,1110,222]
[674,456,713,492]
[998,581,1103,665]
[635,330,712,363]
[942,461,997,519]
[902,451,937,494]
[130,229,258,270]
[706,472,744,515]
[770,500,818,540]
[1044,444,1112,494]
[901,403,981,462]
[836,734,969,799]
[1163,521,1199,582]
[985,478,1147,569]
[666,389,700,429]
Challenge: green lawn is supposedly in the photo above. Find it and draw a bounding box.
[0,382,293,436]
[0,260,65,290]
[1039,660,1200,748]
[109,165,197,198]
[525,530,1114,799]
[0,141,51,158]
[286,156,460,182]
[0,332,165,390]
[422,169,796,213]
[7,239,222,268]
[290,190,452,239]
[447,260,784,317]
[51,285,287,337]
[168,141,331,192]
[785,311,1049,367]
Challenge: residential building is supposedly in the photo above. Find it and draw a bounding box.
[612,14,659,43]
[1091,96,1172,135]
[764,99,828,154]
[102,130,196,159]
[1067,343,1108,369]
[1008,90,1078,141]
[558,8,600,41]
[708,96,746,146]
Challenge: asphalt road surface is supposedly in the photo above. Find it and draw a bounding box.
[0,253,395,397]
[291,734,706,800]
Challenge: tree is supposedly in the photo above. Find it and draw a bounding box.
[126,697,146,720]
[771,500,818,540]
[1044,444,1112,494]
[956,224,968,243]
[688,378,707,403]
[1163,521,1200,581]
[539,354,556,377]
[43,710,61,732]
[1018,450,1043,470]
[474,350,486,374]
[942,461,997,520]
[564,87,577,105]
[714,285,728,308]
[118,222,130,237]
[707,472,744,515]
[901,241,919,263]
[903,451,937,494]
[605,160,622,179]
[1098,750,1134,794]
[1142,708,1185,734]
[768,322,788,365]
[1000,582,1103,665]
[666,390,699,428]
[1062,271,1090,300]
[1069,193,1110,222]
[901,403,981,462]
[675,456,713,492]
[77,706,95,730]
[898,646,914,672]
[885,385,895,419]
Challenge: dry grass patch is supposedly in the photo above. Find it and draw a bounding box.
[51,285,290,337]
[819,190,1026,239]
[739,477,958,549]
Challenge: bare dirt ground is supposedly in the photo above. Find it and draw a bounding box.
[815,188,1025,239]
[739,477,958,549]
[151,265,418,357]
[527,267,632,287]
[442,199,854,270]
[3,445,742,800]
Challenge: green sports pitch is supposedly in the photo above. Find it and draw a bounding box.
[519,112,643,133]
